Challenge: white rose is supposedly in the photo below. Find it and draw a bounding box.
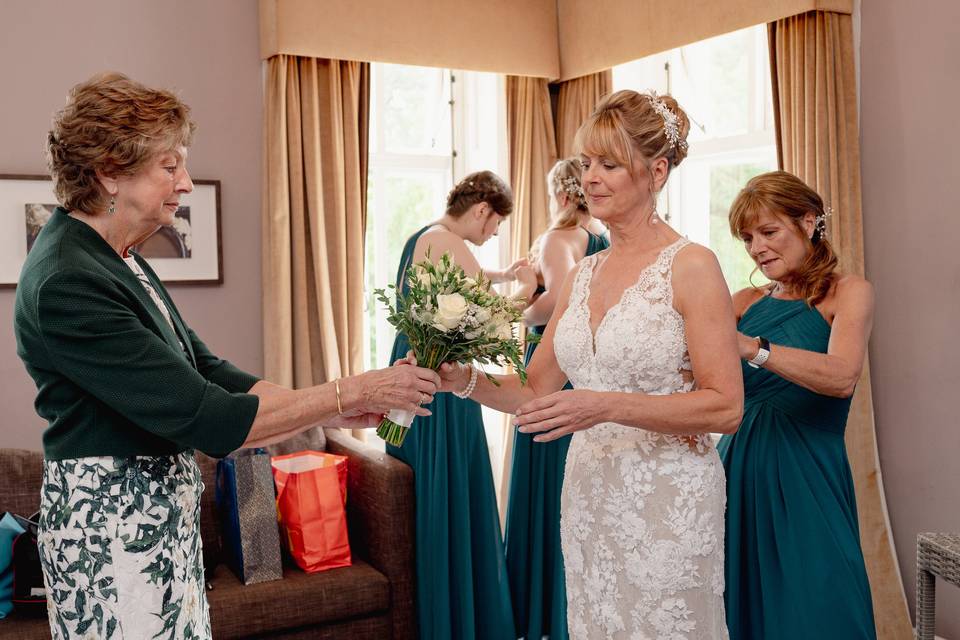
[435,293,468,330]
[496,321,514,341]
[473,307,492,324]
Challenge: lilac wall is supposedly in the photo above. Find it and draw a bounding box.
[861,0,960,637]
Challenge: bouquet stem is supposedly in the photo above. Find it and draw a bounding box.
[376,348,445,447]
[377,409,416,446]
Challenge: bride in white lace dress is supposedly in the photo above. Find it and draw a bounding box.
[438,90,743,639]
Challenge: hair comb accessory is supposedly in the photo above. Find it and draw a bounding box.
[815,206,833,238]
[646,90,688,154]
[553,174,587,207]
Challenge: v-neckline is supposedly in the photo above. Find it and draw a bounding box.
[582,238,684,357]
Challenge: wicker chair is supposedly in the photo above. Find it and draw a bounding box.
[916,533,960,639]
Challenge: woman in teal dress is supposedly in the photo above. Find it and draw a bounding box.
[386,171,537,640]
[505,158,608,640]
[717,171,877,639]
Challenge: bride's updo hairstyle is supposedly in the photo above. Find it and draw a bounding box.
[728,171,839,306]
[445,170,513,218]
[573,90,691,192]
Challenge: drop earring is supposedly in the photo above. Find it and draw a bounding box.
[108,196,116,215]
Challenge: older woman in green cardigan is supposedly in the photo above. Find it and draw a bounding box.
[14,72,440,640]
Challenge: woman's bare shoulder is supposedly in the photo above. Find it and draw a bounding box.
[414,227,463,256]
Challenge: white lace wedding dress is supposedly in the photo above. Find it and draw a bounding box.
[554,238,728,639]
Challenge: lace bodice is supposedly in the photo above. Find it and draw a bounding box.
[555,238,692,396]
[553,238,728,639]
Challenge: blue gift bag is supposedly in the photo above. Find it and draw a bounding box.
[215,449,283,585]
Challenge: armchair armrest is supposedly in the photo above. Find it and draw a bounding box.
[324,429,416,640]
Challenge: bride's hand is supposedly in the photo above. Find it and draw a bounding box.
[514,389,604,442]
[438,362,472,394]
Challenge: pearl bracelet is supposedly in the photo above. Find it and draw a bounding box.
[453,365,479,399]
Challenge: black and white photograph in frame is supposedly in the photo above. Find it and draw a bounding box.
[0,174,222,287]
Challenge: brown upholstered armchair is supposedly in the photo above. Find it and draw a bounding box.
[0,430,416,639]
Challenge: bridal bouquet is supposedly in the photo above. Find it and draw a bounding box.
[374,251,532,446]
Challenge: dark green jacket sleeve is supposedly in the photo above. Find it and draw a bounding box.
[35,269,258,457]
[186,326,261,393]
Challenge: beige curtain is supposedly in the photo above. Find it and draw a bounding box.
[497,75,558,516]
[262,55,370,450]
[507,75,558,265]
[769,13,913,639]
[555,70,612,158]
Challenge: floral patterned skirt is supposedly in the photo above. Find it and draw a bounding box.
[38,451,211,640]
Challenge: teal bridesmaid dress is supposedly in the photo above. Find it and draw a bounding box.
[504,229,609,640]
[717,295,876,640]
[386,226,515,640]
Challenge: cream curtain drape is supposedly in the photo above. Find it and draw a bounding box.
[555,70,613,158]
[500,75,558,514]
[262,55,370,450]
[498,71,610,514]
[769,12,913,639]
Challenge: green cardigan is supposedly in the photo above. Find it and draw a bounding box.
[14,208,260,460]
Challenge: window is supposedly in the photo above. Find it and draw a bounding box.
[364,63,509,460]
[613,25,776,292]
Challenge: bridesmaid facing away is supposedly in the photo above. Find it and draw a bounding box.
[717,171,877,640]
[386,170,537,640]
[505,157,608,640]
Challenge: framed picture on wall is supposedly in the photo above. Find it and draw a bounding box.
[0,174,223,287]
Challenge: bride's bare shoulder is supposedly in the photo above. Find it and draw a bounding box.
[671,241,719,272]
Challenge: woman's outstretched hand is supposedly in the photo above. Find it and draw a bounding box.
[438,361,472,394]
[514,389,604,442]
[502,257,531,281]
[396,352,472,395]
[345,362,440,418]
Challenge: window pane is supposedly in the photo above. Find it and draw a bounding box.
[679,29,753,140]
[364,171,447,369]
[709,162,772,292]
[381,64,451,155]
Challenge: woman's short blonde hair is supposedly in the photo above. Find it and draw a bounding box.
[47,72,196,214]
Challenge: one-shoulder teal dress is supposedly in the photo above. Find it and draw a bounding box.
[717,295,876,640]
[504,228,609,640]
[386,226,515,640]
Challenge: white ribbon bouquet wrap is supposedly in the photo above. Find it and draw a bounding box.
[375,251,533,446]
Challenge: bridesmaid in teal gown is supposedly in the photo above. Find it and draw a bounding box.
[505,158,608,640]
[717,171,877,640]
[386,171,537,640]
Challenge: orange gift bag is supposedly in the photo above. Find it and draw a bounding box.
[271,450,351,572]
